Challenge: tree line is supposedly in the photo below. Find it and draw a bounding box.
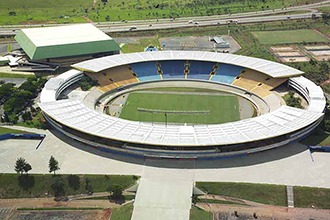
[14,156,124,200]
[0,77,47,124]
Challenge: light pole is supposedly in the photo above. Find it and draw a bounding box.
[165,113,167,127]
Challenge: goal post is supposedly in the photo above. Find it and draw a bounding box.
[137,108,210,126]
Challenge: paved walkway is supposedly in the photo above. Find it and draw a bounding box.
[132,160,195,220]
[286,185,294,208]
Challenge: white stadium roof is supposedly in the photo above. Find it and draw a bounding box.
[290,76,326,113]
[40,69,82,103]
[39,99,322,147]
[72,51,303,78]
[39,50,325,147]
[19,24,112,47]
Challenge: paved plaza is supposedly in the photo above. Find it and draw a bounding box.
[1,126,330,219]
[1,126,330,188]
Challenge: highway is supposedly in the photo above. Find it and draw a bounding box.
[0,0,329,36]
[97,12,322,33]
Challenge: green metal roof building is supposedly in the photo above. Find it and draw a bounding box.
[15,24,120,60]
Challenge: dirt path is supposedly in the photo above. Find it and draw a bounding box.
[82,16,94,23]
[0,197,120,209]
[320,79,330,86]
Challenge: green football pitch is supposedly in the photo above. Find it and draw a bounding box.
[252,29,329,45]
[119,92,240,124]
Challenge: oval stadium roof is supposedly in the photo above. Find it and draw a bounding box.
[72,51,303,78]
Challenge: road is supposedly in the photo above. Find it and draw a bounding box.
[0,0,329,36]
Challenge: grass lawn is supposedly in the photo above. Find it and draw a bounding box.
[0,174,136,198]
[0,72,34,79]
[110,203,134,220]
[294,186,330,209]
[196,182,287,206]
[119,92,240,124]
[252,29,329,45]
[0,126,27,135]
[121,36,161,53]
[0,0,320,25]
[197,198,247,206]
[190,206,211,220]
[0,0,90,25]
[83,194,135,201]
[300,127,330,146]
[17,112,47,129]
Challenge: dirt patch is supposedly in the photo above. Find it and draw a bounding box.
[270,46,310,63]
[0,198,118,220]
[198,203,330,220]
[10,209,111,220]
[304,45,330,61]
[0,198,120,209]
[281,56,310,62]
[270,46,296,52]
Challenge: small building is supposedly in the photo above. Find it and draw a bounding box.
[144,45,158,52]
[0,56,9,66]
[15,24,120,61]
[210,36,230,48]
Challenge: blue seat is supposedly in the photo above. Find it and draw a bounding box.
[131,62,160,82]
[160,61,185,79]
[211,64,243,84]
[188,61,214,80]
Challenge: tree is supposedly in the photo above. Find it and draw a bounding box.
[22,111,32,121]
[49,156,60,174]
[85,178,93,194]
[68,174,80,191]
[107,184,123,199]
[79,75,97,91]
[51,176,65,197]
[283,91,302,109]
[323,119,330,132]
[15,157,32,175]
[191,194,198,205]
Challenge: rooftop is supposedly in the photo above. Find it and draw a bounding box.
[72,51,303,78]
[17,24,112,47]
[15,24,120,60]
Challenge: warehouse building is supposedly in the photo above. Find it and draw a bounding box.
[15,24,120,62]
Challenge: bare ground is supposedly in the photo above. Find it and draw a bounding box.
[197,194,330,220]
[0,197,119,220]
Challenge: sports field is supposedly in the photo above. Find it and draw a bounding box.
[119,92,240,124]
[252,29,329,45]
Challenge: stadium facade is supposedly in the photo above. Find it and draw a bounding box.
[15,24,120,61]
[39,51,326,159]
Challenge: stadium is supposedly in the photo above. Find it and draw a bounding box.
[39,51,326,159]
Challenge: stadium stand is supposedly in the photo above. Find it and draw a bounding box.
[86,65,138,93]
[39,51,326,158]
[211,63,243,84]
[131,62,160,81]
[233,69,287,97]
[160,60,185,79]
[187,61,214,80]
